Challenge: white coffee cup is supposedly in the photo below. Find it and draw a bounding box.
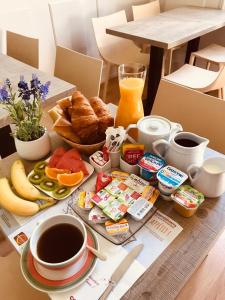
[30,214,87,271]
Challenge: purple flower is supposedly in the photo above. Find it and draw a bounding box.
[31,74,40,89]
[18,76,28,90]
[0,86,9,102]
[39,81,50,101]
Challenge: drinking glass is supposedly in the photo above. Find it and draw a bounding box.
[115,63,147,136]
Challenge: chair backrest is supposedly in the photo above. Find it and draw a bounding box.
[207,65,225,92]
[92,10,135,62]
[132,0,160,20]
[54,45,103,98]
[151,79,225,154]
[6,31,39,68]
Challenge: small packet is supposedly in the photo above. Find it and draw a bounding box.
[111,170,129,181]
[105,126,126,152]
[142,185,160,204]
[103,197,128,221]
[105,218,129,235]
[91,189,114,209]
[90,151,108,166]
[95,172,112,193]
[77,191,94,210]
[124,174,149,194]
[127,197,153,221]
[88,207,109,223]
[122,144,144,165]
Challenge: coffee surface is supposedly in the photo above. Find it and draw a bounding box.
[37,223,83,263]
[175,138,198,148]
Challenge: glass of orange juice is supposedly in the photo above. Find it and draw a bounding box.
[115,63,147,136]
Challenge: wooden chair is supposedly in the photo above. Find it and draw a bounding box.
[132,0,160,20]
[131,0,183,75]
[92,10,149,101]
[54,45,103,98]
[151,79,225,154]
[6,31,39,68]
[190,43,225,69]
[164,63,225,99]
[0,251,49,300]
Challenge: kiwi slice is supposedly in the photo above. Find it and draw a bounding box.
[40,178,58,191]
[29,172,45,185]
[34,161,47,174]
[53,186,71,199]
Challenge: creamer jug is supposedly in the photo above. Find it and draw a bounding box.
[187,157,225,198]
[152,132,209,173]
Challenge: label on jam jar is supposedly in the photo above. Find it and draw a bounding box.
[171,185,204,208]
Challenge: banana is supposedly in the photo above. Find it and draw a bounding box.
[11,160,54,202]
[0,178,39,216]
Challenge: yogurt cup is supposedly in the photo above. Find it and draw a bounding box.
[138,153,166,181]
[156,165,188,196]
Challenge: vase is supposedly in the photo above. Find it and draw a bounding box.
[14,129,51,161]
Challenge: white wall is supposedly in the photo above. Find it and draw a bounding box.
[0,0,150,75]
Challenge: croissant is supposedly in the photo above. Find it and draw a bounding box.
[71,91,99,144]
[89,97,114,139]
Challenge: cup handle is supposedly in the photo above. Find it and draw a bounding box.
[152,139,169,158]
[125,124,138,144]
[187,164,200,183]
[170,122,183,138]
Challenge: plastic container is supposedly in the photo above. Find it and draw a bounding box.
[138,153,166,181]
[89,151,111,173]
[171,185,204,217]
[157,165,188,196]
[120,157,139,175]
[109,150,121,168]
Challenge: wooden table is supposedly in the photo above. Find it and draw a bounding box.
[0,54,76,158]
[106,6,225,115]
[0,137,225,299]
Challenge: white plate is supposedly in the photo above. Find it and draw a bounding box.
[28,159,94,200]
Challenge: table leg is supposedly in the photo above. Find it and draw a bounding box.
[185,37,200,63]
[144,46,165,115]
[0,125,16,158]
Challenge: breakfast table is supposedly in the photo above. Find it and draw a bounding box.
[0,127,225,299]
[106,6,225,115]
[0,53,76,158]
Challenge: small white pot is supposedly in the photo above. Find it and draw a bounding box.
[14,129,51,161]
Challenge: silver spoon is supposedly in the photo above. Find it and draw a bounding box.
[86,245,107,261]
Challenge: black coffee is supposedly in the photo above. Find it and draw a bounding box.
[175,138,199,148]
[37,223,83,263]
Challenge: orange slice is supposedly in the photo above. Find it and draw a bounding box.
[57,171,84,186]
[45,166,71,180]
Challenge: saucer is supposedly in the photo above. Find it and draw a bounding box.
[20,226,98,293]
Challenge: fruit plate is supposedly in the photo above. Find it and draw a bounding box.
[28,160,94,200]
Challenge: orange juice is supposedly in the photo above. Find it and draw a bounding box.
[115,77,144,134]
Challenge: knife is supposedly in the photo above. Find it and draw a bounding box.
[98,244,144,300]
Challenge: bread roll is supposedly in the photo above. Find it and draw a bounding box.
[89,97,114,138]
[71,91,99,144]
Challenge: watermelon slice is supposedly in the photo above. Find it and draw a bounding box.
[49,147,67,168]
[56,148,89,175]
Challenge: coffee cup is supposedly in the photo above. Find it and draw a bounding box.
[30,214,87,271]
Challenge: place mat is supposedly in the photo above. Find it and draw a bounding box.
[69,173,158,245]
